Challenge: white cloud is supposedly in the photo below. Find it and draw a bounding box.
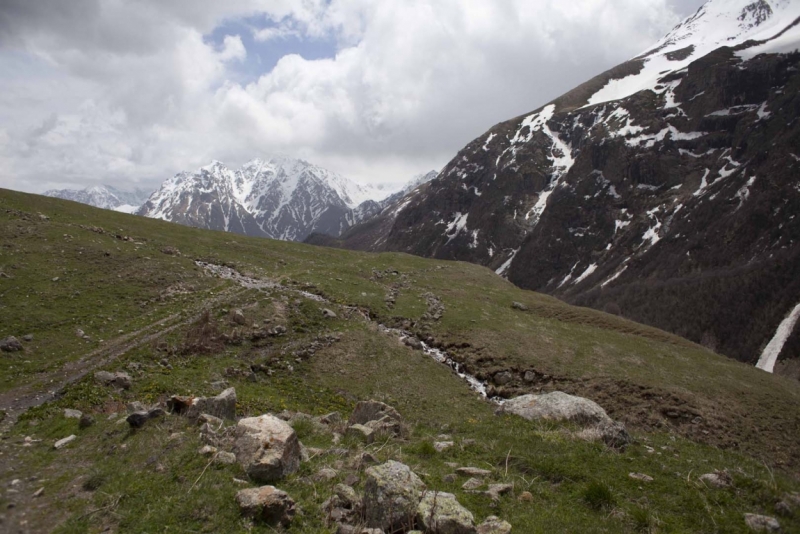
[0,0,686,193]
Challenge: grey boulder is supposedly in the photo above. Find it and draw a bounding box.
[236,485,296,527]
[498,391,612,426]
[364,460,426,532]
[416,491,476,534]
[233,414,301,483]
[167,387,237,420]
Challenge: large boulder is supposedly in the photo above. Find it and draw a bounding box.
[236,486,296,527]
[167,387,237,420]
[364,460,426,532]
[233,415,301,483]
[0,336,23,352]
[416,491,476,534]
[348,400,403,437]
[497,392,612,426]
[477,516,512,534]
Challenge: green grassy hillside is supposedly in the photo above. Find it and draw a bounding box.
[1,188,798,533]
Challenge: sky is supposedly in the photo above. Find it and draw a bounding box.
[0,0,707,194]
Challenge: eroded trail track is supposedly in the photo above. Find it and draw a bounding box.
[0,286,246,434]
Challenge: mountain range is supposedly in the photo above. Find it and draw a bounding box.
[317,0,800,376]
[43,185,151,213]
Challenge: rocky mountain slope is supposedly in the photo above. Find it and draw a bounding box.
[137,157,427,243]
[1,188,799,532]
[44,185,151,213]
[334,0,800,375]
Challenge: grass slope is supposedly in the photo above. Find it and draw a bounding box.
[0,188,798,533]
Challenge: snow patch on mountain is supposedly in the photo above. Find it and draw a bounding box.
[44,185,151,212]
[757,300,800,373]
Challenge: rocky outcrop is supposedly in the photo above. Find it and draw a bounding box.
[236,486,296,527]
[348,400,404,438]
[363,461,426,532]
[167,388,237,420]
[233,415,301,483]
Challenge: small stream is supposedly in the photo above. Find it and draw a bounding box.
[197,261,502,404]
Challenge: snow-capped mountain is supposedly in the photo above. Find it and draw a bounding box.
[138,157,389,242]
[44,185,151,213]
[334,0,800,373]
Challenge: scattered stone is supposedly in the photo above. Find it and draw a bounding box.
[518,491,533,503]
[629,473,654,483]
[456,467,492,478]
[168,387,237,420]
[314,468,339,482]
[776,492,800,516]
[346,424,375,443]
[523,371,537,383]
[434,441,454,452]
[199,445,218,456]
[127,401,146,414]
[511,302,529,311]
[486,484,513,500]
[322,308,337,318]
[236,486,296,527]
[54,435,76,449]
[698,471,732,488]
[64,409,82,419]
[416,490,477,534]
[348,400,403,437]
[232,309,247,325]
[403,336,423,350]
[497,391,612,426]
[744,513,780,532]
[198,413,224,428]
[0,336,23,353]
[477,516,513,534]
[493,371,514,386]
[319,412,342,425]
[579,420,632,450]
[364,461,426,531]
[233,414,301,483]
[443,474,457,484]
[462,478,484,490]
[94,371,132,390]
[334,483,361,509]
[79,414,95,429]
[161,246,181,256]
[32,488,44,498]
[214,451,237,465]
[22,334,33,342]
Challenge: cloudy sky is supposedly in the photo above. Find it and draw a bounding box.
[0,0,706,194]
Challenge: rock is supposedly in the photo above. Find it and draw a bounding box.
[32,487,44,498]
[64,409,82,419]
[497,392,612,426]
[348,400,403,437]
[403,336,423,350]
[777,492,800,515]
[434,441,454,452]
[699,471,732,488]
[161,246,181,256]
[629,473,654,483]
[744,513,780,532]
[198,413,224,428]
[168,387,237,420]
[346,424,375,443]
[215,451,237,465]
[511,302,529,311]
[334,484,361,509]
[0,336,24,352]
[518,491,533,503]
[586,420,632,450]
[319,412,342,425]
[22,334,33,342]
[233,414,301,483]
[54,435,76,449]
[198,445,218,457]
[79,414,95,429]
[462,478,483,490]
[493,371,514,386]
[477,516,512,534]
[364,461,426,531]
[126,412,149,428]
[322,308,337,318]
[94,371,132,389]
[127,401,146,414]
[443,474,457,484]
[232,309,246,325]
[486,484,513,500]
[314,468,339,482]
[456,467,492,478]
[236,486,296,527]
[523,371,537,383]
[416,491,477,534]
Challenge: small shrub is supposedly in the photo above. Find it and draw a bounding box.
[583,481,615,510]
[407,440,437,457]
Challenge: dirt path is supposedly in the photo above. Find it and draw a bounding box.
[0,286,246,435]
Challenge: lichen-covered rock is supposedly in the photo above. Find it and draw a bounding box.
[236,485,296,527]
[744,513,780,532]
[416,491,477,534]
[477,516,512,534]
[346,423,375,443]
[498,391,612,426]
[233,414,301,483]
[364,460,426,532]
[168,387,237,420]
[348,400,403,436]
